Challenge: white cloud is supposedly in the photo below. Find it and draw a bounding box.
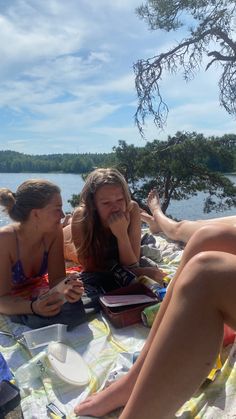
[0,0,234,154]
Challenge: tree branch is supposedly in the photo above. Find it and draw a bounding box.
[134,23,236,133]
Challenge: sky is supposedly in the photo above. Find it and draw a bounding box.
[0,0,235,155]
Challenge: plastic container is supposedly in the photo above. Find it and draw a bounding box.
[23,324,67,349]
[14,352,47,387]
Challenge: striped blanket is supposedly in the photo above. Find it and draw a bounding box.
[1,233,236,418]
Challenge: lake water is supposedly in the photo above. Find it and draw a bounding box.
[0,173,84,227]
[0,172,235,227]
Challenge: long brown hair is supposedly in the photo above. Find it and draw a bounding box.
[74,168,131,269]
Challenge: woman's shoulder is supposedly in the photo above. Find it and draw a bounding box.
[129,200,140,214]
[72,206,85,223]
[0,225,16,250]
[0,224,15,237]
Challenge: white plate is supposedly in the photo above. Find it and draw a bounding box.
[47,342,90,386]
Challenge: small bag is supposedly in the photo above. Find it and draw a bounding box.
[110,264,136,288]
[0,353,13,382]
[0,381,21,417]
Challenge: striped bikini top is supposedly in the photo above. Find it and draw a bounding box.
[11,230,49,285]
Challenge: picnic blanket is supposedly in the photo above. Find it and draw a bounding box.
[1,232,236,418]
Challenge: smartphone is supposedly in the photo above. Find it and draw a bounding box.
[39,274,82,302]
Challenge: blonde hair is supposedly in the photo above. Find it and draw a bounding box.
[75,168,131,268]
[0,179,61,222]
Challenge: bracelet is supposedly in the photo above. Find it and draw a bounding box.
[30,300,37,315]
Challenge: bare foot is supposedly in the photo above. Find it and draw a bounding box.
[140,209,160,234]
[147,189,161,214]
[74,375,134,417]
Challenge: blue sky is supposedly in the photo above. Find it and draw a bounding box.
[0,0,235,155]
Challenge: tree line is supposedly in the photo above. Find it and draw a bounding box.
[69,132,236,215]
[0,133,236,176]
[0,150,115,174]
[1,132,236,214]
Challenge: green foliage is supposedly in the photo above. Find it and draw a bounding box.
[114,132,236,214]
[0,150,115,174]
[112,141,145,192]
[134,0,236,133]
[0,133,236,215]
[68,193,81,208]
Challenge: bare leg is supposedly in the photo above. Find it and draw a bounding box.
[146,190,203,242]
[74,225,236,417]
[175,224,236,279]
[74,264,177,417]
[147,189,236,243]
[120,251,236,419]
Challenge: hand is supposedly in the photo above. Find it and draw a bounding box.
[32,293,64,317]
[108,211,130,238]
[64,277,84,303]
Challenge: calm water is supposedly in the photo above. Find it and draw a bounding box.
[0,173,84,227]
[0,172,235,227]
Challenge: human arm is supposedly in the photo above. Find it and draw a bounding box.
[47,226,83,303]
[108,201,141,267]
[0,229,63,316]
[0,231,33,315]
[47,226,66,286]
[0,228,74,316]
[0,277,63,317]
[0,292,64,316]
[71,206,91,269]
[63,224,79,263]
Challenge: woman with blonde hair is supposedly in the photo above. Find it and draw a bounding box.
[73,168,137,271]
[64,168,164,302]
[0,179,85,329]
